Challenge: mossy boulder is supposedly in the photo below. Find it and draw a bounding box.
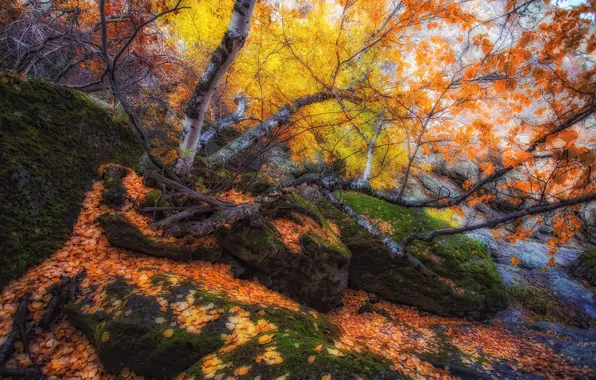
[101,165,130,207]
[574,248,596,287]
[216,195,351,312]
[237,171,274,195]
[65,270,403,379]
[318,193,508,320]
[0,75,143,288]
[99,213,223,262]
[140,189,166,209]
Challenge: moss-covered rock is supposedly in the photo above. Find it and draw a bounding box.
[237,171,274,196]
[140,189,164,208]
[65,271,403,380]
[318,193,508,320]
[0,75,143,288]
[99,213,223,262]
[101,165,130,207]
[216,195,351,312]
[574,248,596,287]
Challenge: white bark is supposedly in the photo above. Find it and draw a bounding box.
[197,93,247,152]
[203,91,335,168]
[174,0,257,175]
[360,116,384,184]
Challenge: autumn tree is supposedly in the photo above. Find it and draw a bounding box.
[138,0,594,276]
[4,0,594,275]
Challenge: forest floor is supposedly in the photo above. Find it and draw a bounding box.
[0,168,593,380]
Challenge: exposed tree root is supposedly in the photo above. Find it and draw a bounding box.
[0,270,87,379]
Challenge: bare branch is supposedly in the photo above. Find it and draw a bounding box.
[404,192,596,244]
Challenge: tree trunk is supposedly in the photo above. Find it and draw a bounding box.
[360,116,384,184]
[203,91,335,168]
[174,0,257,175]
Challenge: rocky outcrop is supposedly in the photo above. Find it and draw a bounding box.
[317,192,508,320]
[101,192,350,313]
[216,195,351,312]
[470,229,596,327]
[0,75,142,288]
[65,270,402,380]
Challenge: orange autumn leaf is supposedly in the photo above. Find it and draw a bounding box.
[511,256,520,267]
[258,334,274,345]
[483,162,495,176]
[494,79,507,94]
[234,365,251,376]
[101,331,110,343]
[163,329,174,338]
[481,39,493,55]
[557,130,579,145]
[464,65,478,80]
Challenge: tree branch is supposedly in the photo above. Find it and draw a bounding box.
[321,190,437,279]
[202,91,361,168]
[197,91,248,152]
[403,192,596,245]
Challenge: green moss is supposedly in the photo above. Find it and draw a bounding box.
[194,333,403,380]
[141,190,163,207]
[99,213,194,261]
[67,270,402,379]
[182,300,403,379]
[237,171,274,195]
[578,248,596,269]
[0,75,143,288]
[286,193,351,258]
[509,280,578,325]
[317,193,507,318]
[150,274,171,286]
[101,166,130,207]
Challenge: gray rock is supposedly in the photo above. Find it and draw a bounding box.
[546,270,596,320]
[494,263,525,288]
[532,321,596,342]
[469,232,596,325]
[559,342,596,368]
[490,240,580,270]
[494,307,529,331]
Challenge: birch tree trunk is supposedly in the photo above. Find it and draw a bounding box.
[203,91,335,168]
[360,116,384,184]
[174,0,257,175]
